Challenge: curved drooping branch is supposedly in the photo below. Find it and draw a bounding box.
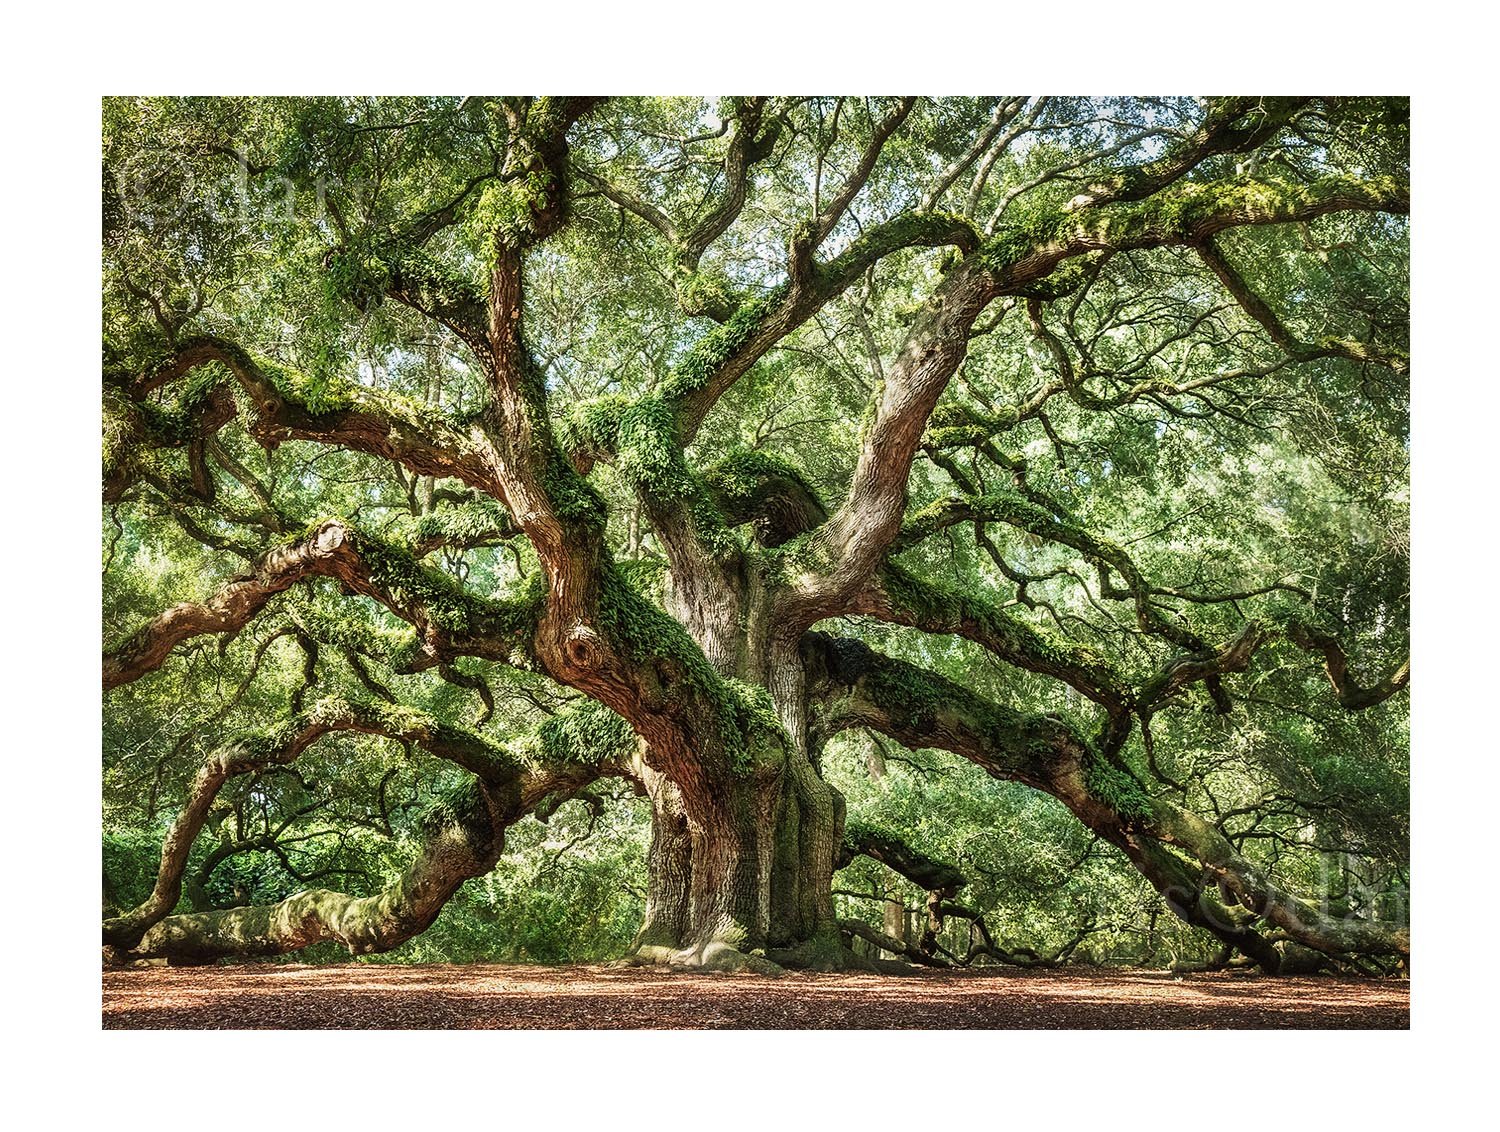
[103,696,524,950]
[104,519,542,690]
[119,784,504,963]
[803,632,1092,793]
[106,696,636,962]
[122,336,495,492]
[837,820,966,895]
[105,523,356,689]
[802,632,1409,968]
[839,918,951,967]
[1195,236,1408,375]
[1143,800,1409,959]
[1286,622,1410,710]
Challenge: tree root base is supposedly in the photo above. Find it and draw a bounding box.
[619,936,896,975]
[616,942,786,975]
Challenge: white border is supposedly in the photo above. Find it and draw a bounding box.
[3,2,1492,1125]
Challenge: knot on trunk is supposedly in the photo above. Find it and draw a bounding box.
[562,625,605,672]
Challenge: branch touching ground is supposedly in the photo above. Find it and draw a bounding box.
[106,697,636,963]
[805,632,1408,970]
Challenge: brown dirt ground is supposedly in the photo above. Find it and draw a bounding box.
[101,963,1409,1029]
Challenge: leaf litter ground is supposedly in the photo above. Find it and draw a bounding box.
[103,963,1408,1029]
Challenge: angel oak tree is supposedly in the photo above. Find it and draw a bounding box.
[103,96,1409,972]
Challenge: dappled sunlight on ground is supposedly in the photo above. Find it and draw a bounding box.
[102,964,1408,1029]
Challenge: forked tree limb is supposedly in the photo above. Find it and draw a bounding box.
[1286,622,1410,710]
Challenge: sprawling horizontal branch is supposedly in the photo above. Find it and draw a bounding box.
[803,632,1092,792]
[835,815,969,962]
[852,567,1131,709]
[105,523,354,689]
[1121,837,1286,971]
[1063,98,1310,211]
[122,336,495,492]
[102,696,526,950]
[124,833,496,963]
[985,172,1408,291]
[804,631,1407,967]
[103,380,238,504]
[104,519,541,690]
[1145,801,1409,958]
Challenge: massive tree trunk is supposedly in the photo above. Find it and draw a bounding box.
[627,744,846,969]
[623,572,848,970]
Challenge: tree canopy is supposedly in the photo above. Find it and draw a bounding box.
[102,96,1409,974]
